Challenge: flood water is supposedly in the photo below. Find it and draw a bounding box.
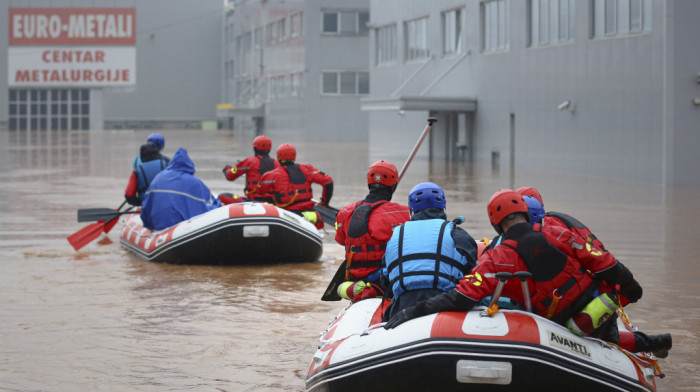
[0,128,698,391]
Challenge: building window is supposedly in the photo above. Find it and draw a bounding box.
[276,18,286,42]
[290,12,303,37]
[322,11,369,35]
[442,8,464,56]
[9,88,89,131]
[481,0,510,52]
[268,75,288,100]
[376,24,397,65]
[405,17,430,61]
[528,0,575,47]
[321,71,369,95]
[266,23,275,45]
[592,0,652,38]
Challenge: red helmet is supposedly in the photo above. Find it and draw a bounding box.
[487,189,529,226]
[367,160,398,187]
[516,187,543,204]
[276,143,296,162]
[253,135,272,151]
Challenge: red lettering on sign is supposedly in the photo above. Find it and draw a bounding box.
[9,8,136,45]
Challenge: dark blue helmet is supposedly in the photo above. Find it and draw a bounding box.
[147,133,165,150]
[523,195,545,225]
[408,182,446,213]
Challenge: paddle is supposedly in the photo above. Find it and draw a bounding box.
[68,201,129,251]
[321,117,438,301]
[67,220,113,251]
[78,208,135,222]
[313,203,340,226]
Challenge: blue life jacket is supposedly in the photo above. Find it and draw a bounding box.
[383,219,470,300]
[136,158,168,199]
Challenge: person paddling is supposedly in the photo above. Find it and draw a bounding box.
[220,135,280,204]
[334,161,410,302]
[257,143,333,229]
[124,142,168,207]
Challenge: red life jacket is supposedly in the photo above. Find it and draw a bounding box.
[271,164,314,210]
[227,155,279,199]
[543,211,607,251]
[343,200,389,279]
[501,225,598,323]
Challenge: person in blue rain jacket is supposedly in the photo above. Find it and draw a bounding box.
[140,148,221,231]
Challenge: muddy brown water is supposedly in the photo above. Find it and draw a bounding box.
[0,129,697,391]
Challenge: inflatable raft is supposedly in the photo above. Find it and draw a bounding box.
[306,298,661,392]
[119,202,323,265]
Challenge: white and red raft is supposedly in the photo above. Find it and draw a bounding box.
[306,298,662,392]
[119,202,323,265]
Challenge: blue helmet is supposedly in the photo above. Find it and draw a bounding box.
[408,182,446,213]
[523,195,545,225]
[147,133,165,150]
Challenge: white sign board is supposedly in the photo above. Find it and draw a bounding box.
[8,7,136,87]
[9,47,136,87]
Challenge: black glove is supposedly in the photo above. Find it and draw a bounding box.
[620,280,643,303]
[384,307,418,329]
[222,165,233,175]
[125,195,141,207]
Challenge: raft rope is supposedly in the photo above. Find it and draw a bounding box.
[614,292,665,378]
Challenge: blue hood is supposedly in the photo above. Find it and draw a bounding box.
[166,148,195,174]
[139,147,221,231]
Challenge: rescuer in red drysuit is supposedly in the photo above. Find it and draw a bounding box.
[220,135,280,204]
[257,143,333,229]
[517,186,608,251]
[334,160,411,301]
[384,189,672,359]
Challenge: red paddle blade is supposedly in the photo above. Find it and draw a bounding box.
[103,217,119,233]
[67,221,106,251]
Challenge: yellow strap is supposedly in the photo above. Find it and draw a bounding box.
[345,251,355,280]
[545,289,562,319]
[275,190,299,208]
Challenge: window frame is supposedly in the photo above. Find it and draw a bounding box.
[442,7,465,56]
[320,71,370,96]
[528,0,576,48]
[404,16,430,62]
[591,0,652,39]
[375,23,398,66]
[321,10,370,35]
[481,0,511,53]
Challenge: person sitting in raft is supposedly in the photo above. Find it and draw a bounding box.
[384,189,673,360]
[140,148,221,231]
[133,132,169,170]
[124,142,169,207]
[334,161,410,302]
[257,143,333,229]
[381,182,478,321]
[220,135,280,205]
